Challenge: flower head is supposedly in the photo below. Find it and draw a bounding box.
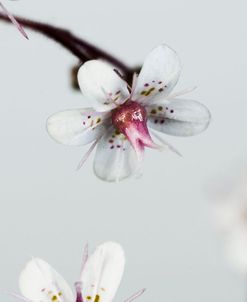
[15,242,145,302]
[47,44,211,181]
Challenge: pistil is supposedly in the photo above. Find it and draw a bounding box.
[112,101,159,160]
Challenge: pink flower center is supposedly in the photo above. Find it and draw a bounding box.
[111,101,159,160]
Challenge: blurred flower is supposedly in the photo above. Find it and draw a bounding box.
[13,242,145,302]
[47,44,211,182]
[0,1,28,38]
[214,169,247,273]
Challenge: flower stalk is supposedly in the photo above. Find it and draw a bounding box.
[0,12,138,85]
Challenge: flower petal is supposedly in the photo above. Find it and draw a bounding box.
[78,60,129,112]
[19,258,74,302]
[131,44,181,104]
[47,109,110,146]
[93,127,139,182]
[147,98,211,136]
[80,242,125,302]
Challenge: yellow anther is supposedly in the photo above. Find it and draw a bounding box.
[94,295,100,302]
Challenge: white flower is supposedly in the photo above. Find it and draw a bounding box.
[214,172,247,273]
[47,44,211,182]
[14,242,145,302]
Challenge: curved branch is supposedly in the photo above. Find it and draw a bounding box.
[0,13,132,74]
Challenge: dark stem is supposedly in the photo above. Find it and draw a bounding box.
[0,13,137,80]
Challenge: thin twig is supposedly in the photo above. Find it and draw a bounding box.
[0,13,132,74]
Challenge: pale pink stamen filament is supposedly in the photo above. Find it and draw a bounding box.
[123,288,146,302]
[0,1,28,39]
[80,242,89,275]
[9,293,33,302]
[167,86,197,99]
[151,130,182,157]
[76,139,99,170]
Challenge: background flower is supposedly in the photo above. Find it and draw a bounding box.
[213,165,247,273]
[16,242,144,302]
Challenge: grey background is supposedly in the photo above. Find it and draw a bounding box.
[0,0,246,301]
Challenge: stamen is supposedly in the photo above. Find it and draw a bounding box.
[113,68,133,94]
[93,295,100,302]
[123,288,146,302]
[151,130,182,157]
[129,72,138,99]
[113,68,124,80]
[101,86,128,107]
[100,87,117,105]
[76,139,99,170]
[75,282,83,302]
[167,86,197,99]
[0,2,28,39]
[51,282,65,302]
[80,242,89,275]
[9,292,33,302]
